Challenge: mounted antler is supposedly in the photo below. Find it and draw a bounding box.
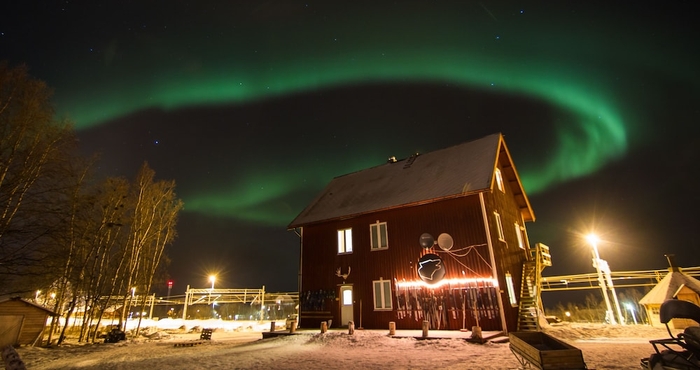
[335,266,351,280]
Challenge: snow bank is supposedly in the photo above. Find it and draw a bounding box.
[17,322,672,369]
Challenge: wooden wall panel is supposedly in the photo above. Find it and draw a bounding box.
[0,300,50,345]
[297,145,534,332]
[300,194,516,330]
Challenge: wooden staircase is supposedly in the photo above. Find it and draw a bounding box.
[517,243,552,331]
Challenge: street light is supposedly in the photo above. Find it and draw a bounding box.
[586,234,624,325]
[625,303,638,325]
[167,280,173,314]
[209,275,216,318]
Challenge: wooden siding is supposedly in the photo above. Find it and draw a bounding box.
[0,299,51,346]
[295,137,533,333]
[481,162,531,333]
[299,194,516,331]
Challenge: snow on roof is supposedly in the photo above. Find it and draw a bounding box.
[0,297,59,316]
[288,133,532,228]
[639,269,700,305]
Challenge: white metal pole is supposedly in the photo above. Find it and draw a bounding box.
[261,285,266,320]
[602,262,625,325]
[182,285,190,320]
[591,243,616,325]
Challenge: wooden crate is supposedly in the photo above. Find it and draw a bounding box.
[509,331,586,370]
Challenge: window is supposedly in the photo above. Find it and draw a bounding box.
[505,273,517,306]
[370,221,388,250]
[494,212,505,241]
[515,223,524,249]
[372,278,392,310]
[495,168,504,192]
[337,228,353,254]
[342,289,353,306]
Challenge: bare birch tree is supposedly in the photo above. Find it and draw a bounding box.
[134,177,183,336]
[118,163,182,334]
[0,62,78,295]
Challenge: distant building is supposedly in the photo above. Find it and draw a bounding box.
[639,255,700,328]
[288,133,550,333]
[0,297,57,347]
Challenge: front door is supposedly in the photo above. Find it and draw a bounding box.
[340,285,354,327]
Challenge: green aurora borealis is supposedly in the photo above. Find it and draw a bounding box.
[3,2,696,228]
[172,53,628,226]
[41,4,682,223]
[3,0,700,289]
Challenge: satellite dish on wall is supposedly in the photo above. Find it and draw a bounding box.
[437,233,454,251]
[419,233,435,249]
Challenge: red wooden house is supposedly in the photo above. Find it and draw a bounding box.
[288,133,549,333]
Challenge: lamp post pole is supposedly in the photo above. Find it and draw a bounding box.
[209,275,216,318]
[587,235,617,325]
[167,280,173,316]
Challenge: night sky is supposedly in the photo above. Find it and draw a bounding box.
[2,1,699,297]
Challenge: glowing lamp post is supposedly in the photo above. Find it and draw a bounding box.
[586,234,615,324]
[625,303,638,325]
[209,275,216,318]
[128,287,136,320]
[167,280,173,315]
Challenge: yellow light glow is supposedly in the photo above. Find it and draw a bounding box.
[396,277,498,289]
[586,233,599,246]
[209,275,216,283]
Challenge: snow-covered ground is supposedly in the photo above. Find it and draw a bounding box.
[15,319,675,369]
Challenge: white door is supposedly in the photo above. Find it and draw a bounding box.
[340,285,354,327]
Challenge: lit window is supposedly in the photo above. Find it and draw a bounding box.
[495,168,504,192]
[515,223,524,249]
[370,221,388,250]
[494,212,505,241]
[338,228,353,254]
[505,273,517,306]
[372,278,392,310]
[342,289,353,306]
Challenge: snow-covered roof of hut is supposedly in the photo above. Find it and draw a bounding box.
[639,269,700,305]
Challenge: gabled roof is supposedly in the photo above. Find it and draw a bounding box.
[0,297,59,316]
[288,133,534,228]
[639,269,700,305]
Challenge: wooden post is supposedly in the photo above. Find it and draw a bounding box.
[348,321,355,335]
[389,321,396,336]
[422,320,429,338]
[471,325,482,340]
[270,321,275,333]
[320,321,328,333]
[1,345,26,370]
[289,321,297,333]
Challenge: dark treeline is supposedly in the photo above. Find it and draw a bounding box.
[0,62,183,344]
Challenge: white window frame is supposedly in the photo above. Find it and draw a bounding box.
[494,212,505,241]
[337,228,353,254]
[370,221,388,251]
[372,278,392,311]
[495,168,504,192]
[515,223,524,249]
[505,272,518,307]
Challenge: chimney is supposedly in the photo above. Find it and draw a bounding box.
[665,254,681,272]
